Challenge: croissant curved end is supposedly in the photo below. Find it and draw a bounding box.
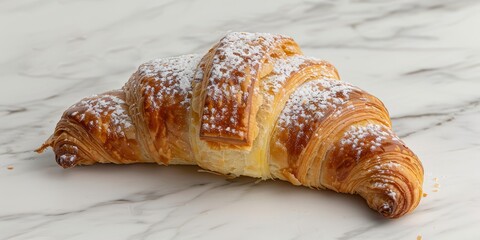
[376,192,401,218]
[379,202,395,217]
[54,141,82,168]
[359,179,422,218]
[36,136,81,169]
[55,153,78,168]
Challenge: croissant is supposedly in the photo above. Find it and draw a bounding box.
[37,32,424,218]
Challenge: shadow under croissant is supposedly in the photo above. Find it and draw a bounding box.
[33,150,397,221]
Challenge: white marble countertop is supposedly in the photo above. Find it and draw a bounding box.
[1,0,480,239]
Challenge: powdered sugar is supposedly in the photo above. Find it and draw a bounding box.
[139,54,201,107]
[264,56,310,94]
[205,32,278,106]
[372,161,401,170]
[262,55,336,104]
[387,190,397,200]
[373,182,388,189]
[340,123,402,162]
[208,32,278,92]
[73,94,132,136]
[277,78,354,130]
[373,181,398,200]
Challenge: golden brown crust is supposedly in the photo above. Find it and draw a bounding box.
[38,32,424,218]
[124,55,200,165]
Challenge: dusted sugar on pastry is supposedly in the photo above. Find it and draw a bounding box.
[37,32,424,218]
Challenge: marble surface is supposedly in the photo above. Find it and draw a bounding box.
[1,0,480,239]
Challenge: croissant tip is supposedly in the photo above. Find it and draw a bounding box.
[56,154,78,169]
[379,203,394,218]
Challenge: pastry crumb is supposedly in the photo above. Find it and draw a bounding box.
[417,235,422,240]
[7,165,14,170]
[434,183,440,188]
[433,177,439,182]
[423,193,428,197]
[432,189,438,192]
